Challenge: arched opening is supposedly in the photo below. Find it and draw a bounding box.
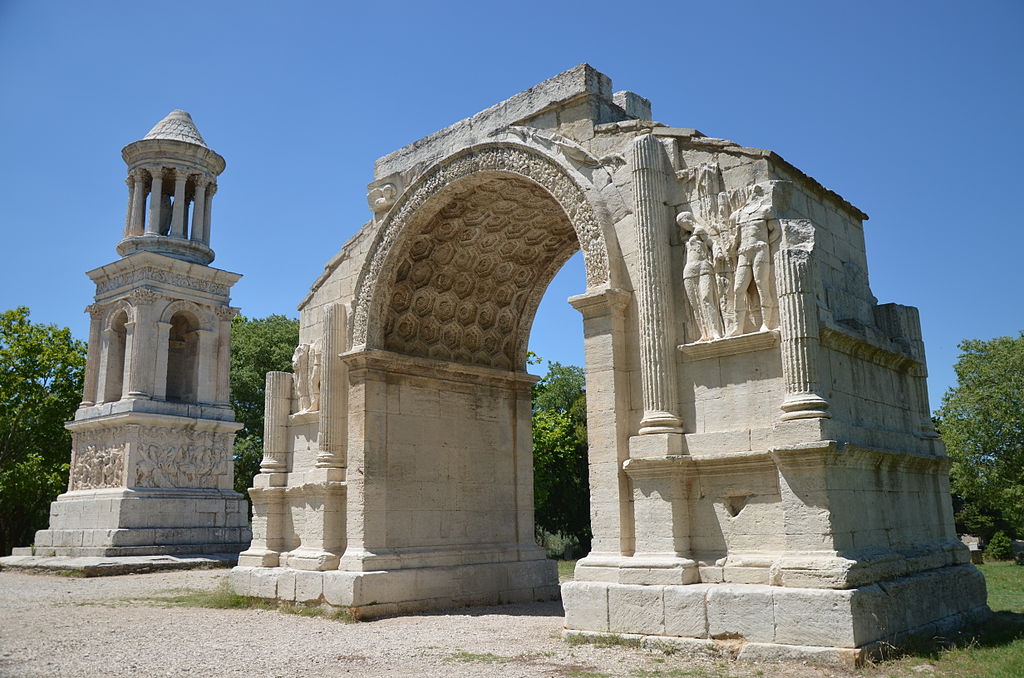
[370,173,582,565]
[102,309,128,403]
[165,311,200,403]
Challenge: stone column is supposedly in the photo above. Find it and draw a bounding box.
[238,486,286,567]
[79,305,104,408]
[152,321,172,400]
[169,170,188,238]
[191,179,207,243]
[128,169,148,236]
[196,328,218,403]
[630,134,683,435]
[123,176,135,238]
[316,303,348,469]
[775,248,830,420]
[145,169,164,235]
[338,352,389,572]
[120,321,136,400]
[214,306,235,406]
[621,456,698,585]
[262,371,292,473]
[202,183,216,245]
[125,289,160,399]
[569,288,635,566]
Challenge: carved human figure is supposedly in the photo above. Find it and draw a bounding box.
[729,184,780,335]
[677,212,724,341]
[307,339,323,413]
[292,343,311,412]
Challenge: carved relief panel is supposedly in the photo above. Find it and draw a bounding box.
[132,426,232,489]
[291,339,322,413]
[675,163,783,342]
[69,427,127,490]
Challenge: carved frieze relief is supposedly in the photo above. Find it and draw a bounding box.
[70,428,126,490]
[96,267,230,297]
[133,426,231,489]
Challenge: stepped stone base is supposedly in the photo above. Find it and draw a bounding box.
[230,558,559,619]
[0,553,238,576]
[562,564,991,665]
[20,487,250,557]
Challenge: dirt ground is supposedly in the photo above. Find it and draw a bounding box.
[0,568,868,678]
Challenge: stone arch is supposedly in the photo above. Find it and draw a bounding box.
[100,303,132,403]
[157,300,212,404]
[352,142,616,357]
[159,299,215,329]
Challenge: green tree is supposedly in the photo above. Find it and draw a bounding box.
[936,333,1024,541]
[229,314,299,499]
[0,307,85,555]
[531,358,590,555]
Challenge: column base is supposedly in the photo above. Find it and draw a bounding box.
[230,557,559,619]
[562,564,989,665]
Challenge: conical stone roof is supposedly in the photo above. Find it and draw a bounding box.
[143,109,208,148]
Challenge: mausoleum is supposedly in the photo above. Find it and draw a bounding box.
[17,111,250,556]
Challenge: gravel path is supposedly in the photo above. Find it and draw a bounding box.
[0,569,858,678]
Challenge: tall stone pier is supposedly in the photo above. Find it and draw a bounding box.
[17,111,250,556]
[230,65,988,662]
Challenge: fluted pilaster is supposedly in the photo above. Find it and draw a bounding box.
[316,303,348,468]
[630,134,682,434]
[262,371,292,472]
[79,305,104,408]
[775,249,830,420]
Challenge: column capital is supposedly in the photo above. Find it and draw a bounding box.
[214,306,239,321]
[84,304,104,318]
[207,182,218,197]
[129,288,161,306]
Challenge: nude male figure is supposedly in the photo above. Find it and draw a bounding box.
[729,184,779,335]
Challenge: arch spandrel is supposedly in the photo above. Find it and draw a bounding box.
[351,142,619,356]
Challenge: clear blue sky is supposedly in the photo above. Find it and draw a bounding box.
[1,1,1021,410]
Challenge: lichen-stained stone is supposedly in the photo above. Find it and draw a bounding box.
[227,64,989,663]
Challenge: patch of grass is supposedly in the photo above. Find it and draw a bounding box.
[867,561,1024,677]
[978,562,1024,613]
[566,633,642,650]
[444,651,508,664]
[53,568,88,578]
[563,670,611,678]
[136,581,354,621]
[558,559,578,582]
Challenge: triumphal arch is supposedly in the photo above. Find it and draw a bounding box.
[231,65,988,661]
